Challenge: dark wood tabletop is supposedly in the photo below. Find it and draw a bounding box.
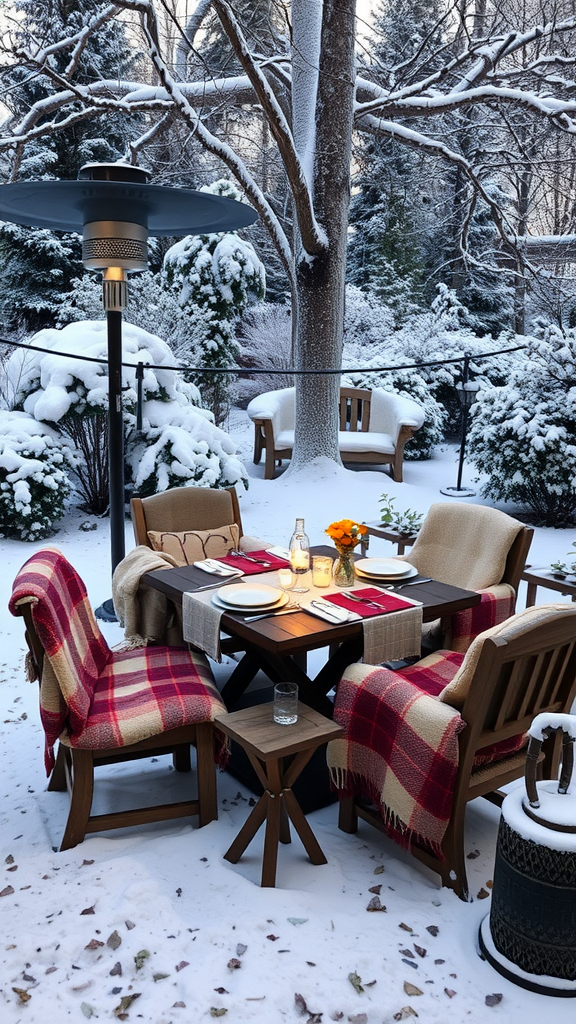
[142,546,481,711]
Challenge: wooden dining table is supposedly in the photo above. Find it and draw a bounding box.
[142,545,481,714]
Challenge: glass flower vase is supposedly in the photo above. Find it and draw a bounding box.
[333,547,355,588]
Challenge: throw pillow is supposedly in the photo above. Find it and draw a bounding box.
[147,524,240,566]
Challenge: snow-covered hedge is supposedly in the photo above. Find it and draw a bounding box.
[468,326,576,525]
[5,320,247,518]
[0,411,73,540]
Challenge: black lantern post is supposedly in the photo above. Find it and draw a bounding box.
[440,353,480,498]
[0,163,257,595]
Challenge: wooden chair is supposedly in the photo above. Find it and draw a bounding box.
[9,548,227,851]
[334,603,576,901]
[247,386,425,481]
[131,484,246,548]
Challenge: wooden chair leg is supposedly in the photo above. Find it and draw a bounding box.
[437,803,470,902]
[47,742,68,792]
[60,749,95,851]
[195,722,218,827]
[173,744,192,772]
[338,796,359,834]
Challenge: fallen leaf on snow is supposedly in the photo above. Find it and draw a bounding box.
[125,920,135,930]
[368,884,382,895]
[444,988,456,998]
[175,961,190,972]
[85,939,104,950]
[403,982,423,997]
[348,1014,367,1024]
[366,895,386,912]
[210,1008,227,1017]
[374,865,385,874]
[467,849,481,859]
[426,926,439,937]
[153,973,169,982]
[80,906,95,915]
[348,971,364,994]
[173,1002,186,1008]
[114,993,141,1018]
[399,923,413,932]
[331,1014,344,1021]
[12,988,31,1004]
[399,949,414,958]
[81,1003,94,1017]
[214,987,228,994]
[1,886,15,897]
[236,943,247,956]
[227,958,241,970]
[485,993,503,1006]
[107,930,122,950]
[413,945,427,958]
[393,1007,418,1020]
[477,888,490,900]
[295,992,308,1015]
[134,950,150,971]
[109,962,122,977]
[267,934,279,941]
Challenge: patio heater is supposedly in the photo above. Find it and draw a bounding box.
[440,353,480,498]
[0,163,257,614]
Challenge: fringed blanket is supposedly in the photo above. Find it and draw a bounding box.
[328,663,465,857]
[10,548,228,774]
[444,584,516,653]
[112,545,182,647]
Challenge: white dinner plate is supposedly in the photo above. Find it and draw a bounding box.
[211,590,288,613]
[354,558,415,578]
[355,563,418,581]
[215,583,286,609]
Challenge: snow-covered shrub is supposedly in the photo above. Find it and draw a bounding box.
[234,303,294,407]
[163,179,265,423]
[6,320,247,512]
[0,411,73,540]
[468,326,576,525]
[127,404,247,496]
[343,287,445,458]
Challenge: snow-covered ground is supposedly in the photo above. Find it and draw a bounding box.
[1,419,574,1023]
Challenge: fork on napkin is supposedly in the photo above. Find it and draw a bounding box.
[193,558,242,577]
[215,549,291,575]
[324,587,421,618]
[303,598,360,624]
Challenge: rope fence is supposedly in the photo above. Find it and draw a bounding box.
[0,336,528,377]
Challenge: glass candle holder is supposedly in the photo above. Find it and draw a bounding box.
[312,555,333,587]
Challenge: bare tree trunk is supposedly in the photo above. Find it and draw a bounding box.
[290,0,356,471]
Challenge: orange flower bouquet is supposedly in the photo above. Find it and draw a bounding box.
[325,519,367,587]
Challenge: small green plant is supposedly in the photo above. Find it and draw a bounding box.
[551,541,576,577]
[378,494,424,536]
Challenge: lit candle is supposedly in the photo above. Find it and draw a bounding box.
[291,549,310,571]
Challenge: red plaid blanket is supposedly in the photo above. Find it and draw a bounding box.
[444,584,515,652]
[10,548,227,774]
[328,664,465,857]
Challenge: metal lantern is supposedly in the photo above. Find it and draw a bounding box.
[440,354,480,498]
[0,163,258,598]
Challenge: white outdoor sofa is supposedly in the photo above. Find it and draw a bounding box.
[247,385,425,481]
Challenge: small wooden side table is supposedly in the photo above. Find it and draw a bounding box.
[360,522,418,557]
[214,703,343,887]
[521,567,576,608]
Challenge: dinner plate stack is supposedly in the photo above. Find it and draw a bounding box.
[354,558,418,582]
[211,583,287,612]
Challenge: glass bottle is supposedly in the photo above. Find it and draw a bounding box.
[289,517,310,593]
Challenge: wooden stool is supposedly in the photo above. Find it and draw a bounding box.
[215,703,343,887]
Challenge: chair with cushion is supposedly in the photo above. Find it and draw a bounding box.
[247,386,425,481]
[329,603,576,901]
[131,484,264,558]
[396,502,533,651]
[9,547,228,851]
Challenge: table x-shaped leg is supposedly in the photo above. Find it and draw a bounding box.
[223,746,328,887]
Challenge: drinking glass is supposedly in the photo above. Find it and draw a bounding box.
[273,682,298,725]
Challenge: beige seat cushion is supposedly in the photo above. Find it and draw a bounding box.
[439,603,574,708]
[147,524,240,566]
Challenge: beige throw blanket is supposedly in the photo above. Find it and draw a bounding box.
[404,503,524,591]
[112,545,183,647]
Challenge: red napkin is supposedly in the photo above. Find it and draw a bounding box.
[217,549,291,575]
[325,587,417,618]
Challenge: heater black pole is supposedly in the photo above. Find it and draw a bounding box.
[107,308,126,574]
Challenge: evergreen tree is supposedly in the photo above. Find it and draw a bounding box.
[0,1,141,332]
